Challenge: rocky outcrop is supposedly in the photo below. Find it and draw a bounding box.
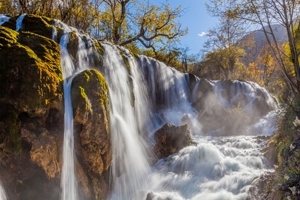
[71,69,111,199]
[0,15,64,200]
[154,123,193,158]
[0,15,111,200]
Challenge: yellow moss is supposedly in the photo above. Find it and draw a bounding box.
[79,86,92,111]
[91,39,104,68]
[0,24,62,112]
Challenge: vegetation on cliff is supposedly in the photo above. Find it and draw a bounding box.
[0,14,111,200]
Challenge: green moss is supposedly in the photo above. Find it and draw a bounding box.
[71,69,109,120]
[91,39,104,69]
[21,14,54,39]
[79,86,92,111]
[67,31,79,61]
[0,21,62,113]
[92,39,104,56]
[0,26,19,49]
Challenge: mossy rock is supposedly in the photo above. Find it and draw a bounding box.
[91,39,104,68]
[1,16,17,30]
[71,69,109,118]
[67,31,79,63]
[0,23,62,115]
[0,26,18,48]
[71,69,111,199]
[0,104,21,154]
[21,15,54,39]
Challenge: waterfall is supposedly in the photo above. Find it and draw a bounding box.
[16,14,26,31]
[58,25,92,199]
[53,20,279,200]
[102,44,151,200]
[60,32,78,200]
[0,16,282,200]
[0,184,6,200]
[0,14,10,26]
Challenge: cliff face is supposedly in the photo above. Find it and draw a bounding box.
[0,15,110,200]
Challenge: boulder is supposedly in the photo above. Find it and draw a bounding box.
[71,69,111,199]
[154,123,193,159]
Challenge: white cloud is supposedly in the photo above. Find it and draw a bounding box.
[198,32,207,37]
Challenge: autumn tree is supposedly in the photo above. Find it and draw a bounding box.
[94,0,187,53]
[198,0,248,80]
[2,0,103,31]
[0,0,18,15]
[199,45,245,80]
[210,0,300,94]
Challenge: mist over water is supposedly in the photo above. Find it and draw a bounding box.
[102,48,278,199]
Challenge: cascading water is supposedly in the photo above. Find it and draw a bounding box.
[52,20,279,200]
[16,14,26,31]
[58,23,93,200]
[0,14,10,26]
[0,184,6,200]
[60,32,78,200]
[102,44,151,200]
[138,55,201,134]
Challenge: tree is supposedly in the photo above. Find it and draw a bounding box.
[199,0,251,80]
[199,45,246,80]
[95,0,187,53]
[213,0,300,94]
[2,0,103,31]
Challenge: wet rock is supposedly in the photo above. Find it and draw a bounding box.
[0,15,110,200]
[71,69,111,199]
[154,123,193,158]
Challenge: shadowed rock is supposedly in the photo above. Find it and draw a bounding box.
[154,123,193,159]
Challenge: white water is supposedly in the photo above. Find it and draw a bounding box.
[52,21,278,200]
[102,44,151,200]
[60,32,78,200]
[0,184,6,200]
[16,14,26,31]
[100,50,278,199]
[145,128,274,200]
[58,24,92,200]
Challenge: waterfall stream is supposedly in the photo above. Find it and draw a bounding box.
[0,18,279,199]
[16,14,26,31]
[100,48,278,199]
[58,24,92,200]
[102,44,151,199]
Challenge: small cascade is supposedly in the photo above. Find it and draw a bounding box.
[57,22,92,200]
[16,14,26,31]
[138,55,191,109]
[212,80,278,115]
[138,55,200,134]
[59,32,78,200]
[0,14,10,26]
[102,44,151,200]
[0,184,6,200]
[52,26,57,41]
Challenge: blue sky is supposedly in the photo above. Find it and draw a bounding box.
[149,0,219,55]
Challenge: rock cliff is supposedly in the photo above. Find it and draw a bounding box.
[0,15,110,200]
